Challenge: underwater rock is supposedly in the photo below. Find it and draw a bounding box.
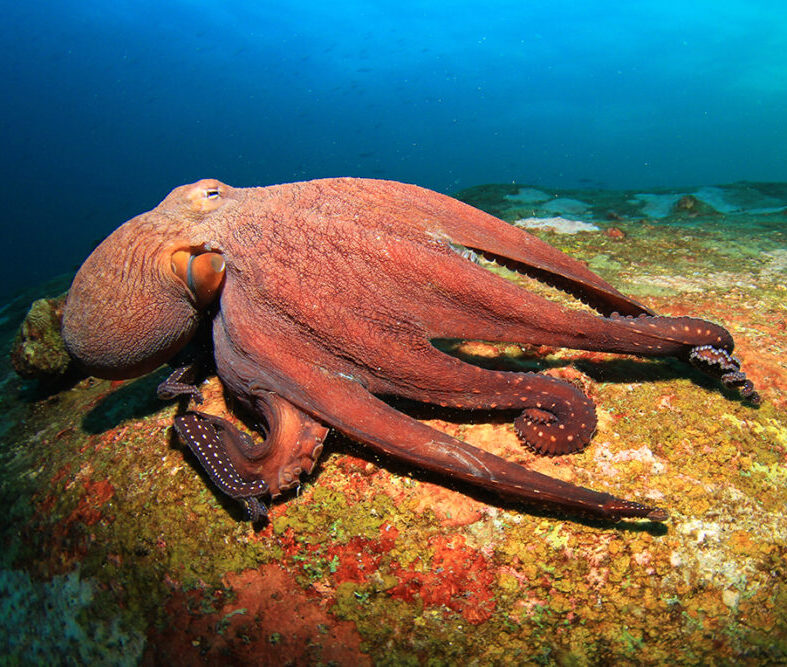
[693,184,787,214]
[540,197,590,217]
[672,194,720,218]
[503,187,551,205]
[633,193,684,218]
[10,295,71,380]
[2,179,785,665]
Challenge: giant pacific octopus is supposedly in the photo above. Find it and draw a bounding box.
[61,178,759,523]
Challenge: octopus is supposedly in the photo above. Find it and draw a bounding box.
[61,178,759,523]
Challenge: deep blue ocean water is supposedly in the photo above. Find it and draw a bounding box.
[1,0,786,303]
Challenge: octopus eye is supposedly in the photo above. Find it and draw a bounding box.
[205,188,220,200]
[170,250,225,307]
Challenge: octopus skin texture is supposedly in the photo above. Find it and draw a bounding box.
[61,178,759,523]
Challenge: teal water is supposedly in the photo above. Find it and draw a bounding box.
[2,1,787,302]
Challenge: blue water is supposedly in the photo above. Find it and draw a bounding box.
[1,0,786,303]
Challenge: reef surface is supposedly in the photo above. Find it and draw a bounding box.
[0,181,785,664]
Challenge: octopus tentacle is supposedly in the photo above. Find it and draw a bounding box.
[173,411,269,521]
[156,364,205,403]
[376,180,655,318]
[172,396,330,519]
[424,261,733,358]
[159,359,331,517]
[309,374,664,522]
[689,345,761,404]
[379,230,736,365]
[242,390,331,497]
[212,391,327,498]
[404,246,755,397]
[369,347,596,456]
[604,312,734,354]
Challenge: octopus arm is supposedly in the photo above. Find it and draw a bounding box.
[300,368,665,522]
[264,178,653,318]
[379,233,737,358]
[381,180,655,317]
[175,393,329,499]
[215,323,666,522]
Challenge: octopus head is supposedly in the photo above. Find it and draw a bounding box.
[61,179,233,379]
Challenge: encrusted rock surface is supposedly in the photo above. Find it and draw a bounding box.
[1,184,785,664]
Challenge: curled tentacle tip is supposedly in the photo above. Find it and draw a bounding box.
[514,421,588,457]
[742,386,762,406]
[242,497,269,523]
[689,344,760,403]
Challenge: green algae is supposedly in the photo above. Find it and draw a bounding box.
[273,484,394,543]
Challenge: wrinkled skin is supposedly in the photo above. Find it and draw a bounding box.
[62,178,758,523]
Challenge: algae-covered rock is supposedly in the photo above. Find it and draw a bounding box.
[1,181,786,665]
[671,194,720,218]
[10,295,71,380]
